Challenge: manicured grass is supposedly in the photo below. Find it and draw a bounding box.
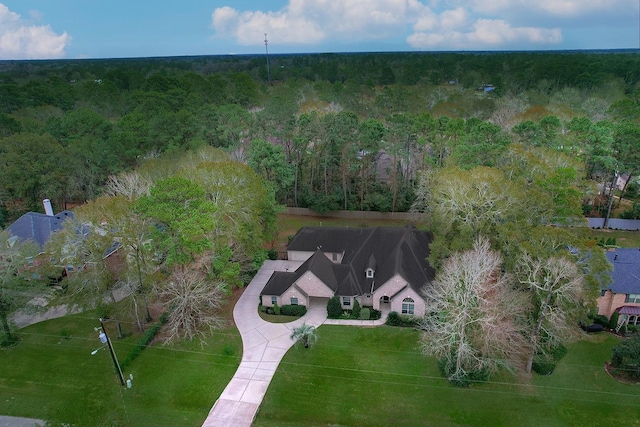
[0,311,241,426]
[258,311,299,323]
[254,326,640,427]
[590,229,640,248]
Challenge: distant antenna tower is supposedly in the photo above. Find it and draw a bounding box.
[264,33,271,84]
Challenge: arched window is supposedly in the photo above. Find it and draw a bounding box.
[402,297,415,315]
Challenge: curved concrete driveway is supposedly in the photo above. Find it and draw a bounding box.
[202,260,324,427]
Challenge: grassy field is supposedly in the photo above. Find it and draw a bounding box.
[589,229,640,248]
[254,326,640,427]
[0,311,241,426]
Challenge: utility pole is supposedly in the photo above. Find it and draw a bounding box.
[264,33,271,84]
[603,168,618,229]
[99,318,125,386]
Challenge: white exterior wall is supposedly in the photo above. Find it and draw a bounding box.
[295,271,335,298]
[281,285,308,307]
[372,275,408,310]
[389,287,425,317]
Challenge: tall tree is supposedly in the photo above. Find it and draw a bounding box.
[516,252,585,374]
[133,177,217,268]
[0,231,41,341]
[247,139,294,205]
[419,238,525,385]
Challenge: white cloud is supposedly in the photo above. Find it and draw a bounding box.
[0,4,70,59]
[408,18,562,49]
[212,0,430,45]
[465,0,634,19]
[211,0,628,50]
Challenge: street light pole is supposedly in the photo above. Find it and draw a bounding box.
[99,318,125,386]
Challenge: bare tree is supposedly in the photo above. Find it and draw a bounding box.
[516,253,584,373]
[415,166,516,239]
[103,171,152,200]
[160,268,226,343]
[419,238,525,385]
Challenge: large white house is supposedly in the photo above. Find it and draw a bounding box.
[260,225,435,316]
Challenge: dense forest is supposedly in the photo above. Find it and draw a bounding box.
[1,51,639,226]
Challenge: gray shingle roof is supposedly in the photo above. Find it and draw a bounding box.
[264,225,435,297]
[6,210,74,250]
[605,248,640,294]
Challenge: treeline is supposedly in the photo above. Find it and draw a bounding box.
[1,51,639,226]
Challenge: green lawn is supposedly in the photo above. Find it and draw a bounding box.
[589,229,640,248]
[254,326,640,427]
[0,312,241,426]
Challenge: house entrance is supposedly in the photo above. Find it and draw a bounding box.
[380,295,390,304]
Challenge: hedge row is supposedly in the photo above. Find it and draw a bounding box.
[121,312,169,370]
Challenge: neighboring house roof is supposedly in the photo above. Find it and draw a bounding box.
[604,248,640,294]
[6,210,75,250]
[264,225,435,297]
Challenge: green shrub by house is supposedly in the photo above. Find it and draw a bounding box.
[359,308,370,320]
[352,299,361,318]
[274,303,281,315]
[327,296,342,318]
[386,311,402,326]
[280,304,307,316]
[609,311,619,329]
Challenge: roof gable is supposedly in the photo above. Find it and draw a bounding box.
[6,210,75,250]
[606,248,640,294]
[276,225,435,297]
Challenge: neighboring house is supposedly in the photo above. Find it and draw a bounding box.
[598,248,640,325]
[6,208,74,252]
[261,225,435,316]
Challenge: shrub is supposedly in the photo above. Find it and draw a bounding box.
[592,314,609,327]
[352,299,361,319]
[369,308,382,320]
[273,303,281,316]
[259,305,267,313]
[437,358,490,387]
[327,296,342,318]
[386,311,402,326]
[121,312,168,370]
[609,312,619,330]
[280,304,307,317]
[267,249,278,260]
[611,333,640,380]
[359,308,370,320]
[532,343,567,376]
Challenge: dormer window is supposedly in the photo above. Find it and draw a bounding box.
[366,268,374,278]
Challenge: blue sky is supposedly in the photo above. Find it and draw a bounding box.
[0,0,638,59]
